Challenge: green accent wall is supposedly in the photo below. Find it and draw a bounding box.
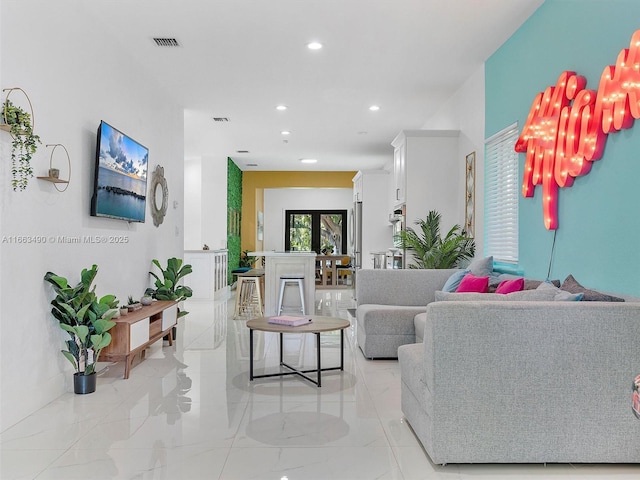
[227,158,242,283]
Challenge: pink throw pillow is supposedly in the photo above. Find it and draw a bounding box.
[456,273,489,293]
[496,277,524,294]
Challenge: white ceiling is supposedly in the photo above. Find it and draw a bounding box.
[85,0,544,171]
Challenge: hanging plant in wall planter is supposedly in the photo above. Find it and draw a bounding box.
[2,95,41,191]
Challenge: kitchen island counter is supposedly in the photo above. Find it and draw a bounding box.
[249,251,316,316]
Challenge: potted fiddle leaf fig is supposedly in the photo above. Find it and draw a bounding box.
[3,99,41,191]
[145,257,193,318]
[145,257,193,341]
[44,265,117,394]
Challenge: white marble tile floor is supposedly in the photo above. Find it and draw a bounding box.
[1,289,638,479]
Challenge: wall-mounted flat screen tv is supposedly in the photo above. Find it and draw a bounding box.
[91,121,148,222]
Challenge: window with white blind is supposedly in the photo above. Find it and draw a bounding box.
[484,123,519,264]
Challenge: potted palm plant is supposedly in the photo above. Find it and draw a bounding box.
[44,265,117,394]
[397,210,475,269]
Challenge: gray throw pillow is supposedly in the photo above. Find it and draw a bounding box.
[523,278,560,290]
[536,281,583,301]
[560,274,624,302]
[467,256,493,277]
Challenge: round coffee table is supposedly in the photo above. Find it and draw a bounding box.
[246,315,350,387]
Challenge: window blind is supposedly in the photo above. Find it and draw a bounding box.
[484,123,519,264]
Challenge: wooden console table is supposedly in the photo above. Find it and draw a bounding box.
[100,300,178,379]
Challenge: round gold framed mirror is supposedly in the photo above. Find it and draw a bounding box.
[150,165,168,226]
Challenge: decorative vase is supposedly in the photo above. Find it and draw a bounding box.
[141,295,153,306]
[73,372,96,394]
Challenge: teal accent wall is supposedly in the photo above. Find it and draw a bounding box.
[227,158,242,283]
[486,0,640,295]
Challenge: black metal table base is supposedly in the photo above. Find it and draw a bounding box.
[249,330,344,387]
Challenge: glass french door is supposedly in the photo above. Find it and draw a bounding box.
[285,210,347,254]
[288,213,312,251]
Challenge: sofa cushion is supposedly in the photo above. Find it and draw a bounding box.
[456,273,489,293]
[560,274,625,302]
[496,277,524,294]
[536,281,584,301]
[442,269,470,292]
[435,288,557,302]
[356,304,426,335]
[356,268,459,306]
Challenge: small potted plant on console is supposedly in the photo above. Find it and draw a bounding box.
[127,295,142,312]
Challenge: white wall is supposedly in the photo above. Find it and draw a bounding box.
[183,156,227,251]
[263,188,353,251]
[1,2,184,430]
[184,158,203,249]
[422,65,485,255]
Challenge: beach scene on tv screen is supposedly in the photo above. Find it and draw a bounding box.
[96,122,148,222]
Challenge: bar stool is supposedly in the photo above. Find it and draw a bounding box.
[277,273,306,315]
[231,267,252,289]
[233,270,265,319]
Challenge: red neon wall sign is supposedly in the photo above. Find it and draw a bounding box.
[515,29,640,230]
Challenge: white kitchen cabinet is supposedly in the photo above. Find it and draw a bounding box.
[391,130,461,243]
[352,170,391,269]
[392,142,406,206]
[353,173,364,202]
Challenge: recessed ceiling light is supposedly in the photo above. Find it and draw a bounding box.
[307,41,323,50]
[300,158,317,164]
[369,105,380,111]
[281,130,291,135]
[276,105,288,111]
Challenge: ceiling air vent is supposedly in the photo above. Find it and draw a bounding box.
[153,37,180,47]
[213,117,229,122]
[236,150,250,154]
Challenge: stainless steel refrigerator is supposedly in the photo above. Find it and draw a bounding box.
[351,201,363,269]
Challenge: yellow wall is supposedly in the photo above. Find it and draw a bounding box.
[242,171,356,252]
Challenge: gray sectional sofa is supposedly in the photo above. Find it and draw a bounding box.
[356,268,640,464]
[355,268,458,358]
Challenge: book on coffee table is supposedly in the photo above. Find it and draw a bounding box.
[268,315,313,327]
